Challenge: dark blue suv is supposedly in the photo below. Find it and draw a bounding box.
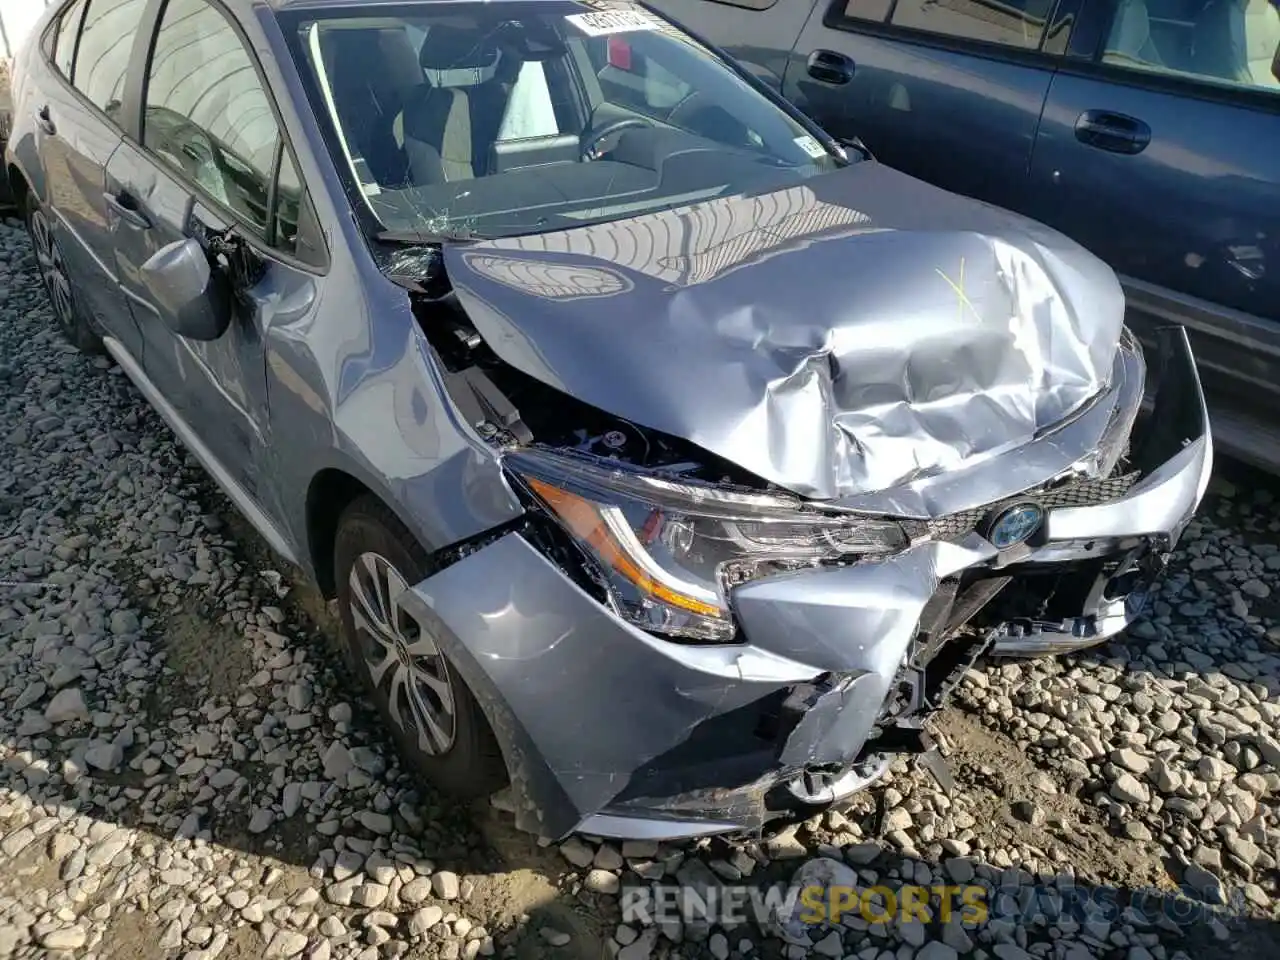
[650,0,1280,472]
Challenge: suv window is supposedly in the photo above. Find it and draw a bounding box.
[1102,0,1280,94]
[143,0,282,236]
[842,0,1056,50]
[74,0,147,119]
[54,0,89,79]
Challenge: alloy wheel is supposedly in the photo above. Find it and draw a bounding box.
[29,209,75,332]
[347,551,457,756]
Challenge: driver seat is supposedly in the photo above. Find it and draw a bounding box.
[402,26,509,184]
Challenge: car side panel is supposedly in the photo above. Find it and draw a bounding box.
[783,12,1056,215]
[247,7,528,577]
[1026,71,1280,468]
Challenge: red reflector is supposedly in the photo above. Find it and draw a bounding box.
[607,36,632,70]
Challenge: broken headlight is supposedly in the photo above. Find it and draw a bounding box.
[507,450,908,643]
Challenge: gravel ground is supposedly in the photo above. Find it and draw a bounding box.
[0,219,1276,960]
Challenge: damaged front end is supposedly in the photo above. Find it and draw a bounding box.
[377,204,1210,843]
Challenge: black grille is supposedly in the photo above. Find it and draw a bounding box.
[909,471,1140,544]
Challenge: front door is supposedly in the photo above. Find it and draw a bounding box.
[105,0,308,505]
[784,0,1071,214]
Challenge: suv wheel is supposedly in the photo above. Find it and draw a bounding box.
[334,495,507,799]
[25,195,105,354]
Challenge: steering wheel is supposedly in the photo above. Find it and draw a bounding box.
[666,89,709,129]
[581,117,653,161]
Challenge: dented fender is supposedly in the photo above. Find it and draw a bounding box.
[393,530,998,838]
[396,532,824,838]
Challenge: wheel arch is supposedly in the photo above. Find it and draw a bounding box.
[305,467,376,599]
[6,161,29,211]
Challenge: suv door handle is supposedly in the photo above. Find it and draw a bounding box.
[34,105,56,136]
[1074,110,1150,155]
[104,191,151,229]
[807,50,855,85]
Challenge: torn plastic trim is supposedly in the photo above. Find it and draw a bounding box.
[1045,326,1210,543]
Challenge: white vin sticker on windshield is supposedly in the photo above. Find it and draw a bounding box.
[793,135,827,159]
[566,10,659,36]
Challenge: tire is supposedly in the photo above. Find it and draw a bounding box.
[24,194,105,354]
[334,494,507,799]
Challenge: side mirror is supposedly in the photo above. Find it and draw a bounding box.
[139,237,232,341]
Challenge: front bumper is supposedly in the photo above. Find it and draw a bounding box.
[397,328,1211,841]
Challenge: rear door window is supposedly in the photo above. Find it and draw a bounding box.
[842,0,1057,50]
[54,0,90,79]
[1101,0,1280,93]
[73,0,147,120]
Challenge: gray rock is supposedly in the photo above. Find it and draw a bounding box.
[558,837,594,868]
[358,811,393,835]
[44,687,88,723]
[432,870,460,900]
[585,869,620,895]
[84,740,124,771]
[266,929,309,957]
[1110,772,1151,805]
[40,927,87,951]
[812,931,843,957]
[539,927,571,947]
[352,882,389,907]
[322,742,355,781]
[409,905,444,936]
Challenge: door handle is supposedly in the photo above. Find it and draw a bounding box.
[1074,110,1150,155]
[34,105,56,136]
[104,191,151,229]
[807,50,855,85]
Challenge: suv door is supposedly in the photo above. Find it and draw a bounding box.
[104,0,326,515]
[32,0,147,360]
[783,0,1076,213]
[1024,0,1280,467]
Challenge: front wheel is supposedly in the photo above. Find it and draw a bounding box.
[334,495,507,799]
[25,195,104,354]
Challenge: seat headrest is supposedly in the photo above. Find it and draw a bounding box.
[419,25,499,71]
[1111,0,1152,55]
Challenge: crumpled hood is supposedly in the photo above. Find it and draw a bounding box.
[443,161,1125,501]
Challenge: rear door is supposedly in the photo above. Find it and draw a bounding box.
[783,0,1076,213]
[105,0,326,505]
[1024,0,1280,462]
[33,0,146,360]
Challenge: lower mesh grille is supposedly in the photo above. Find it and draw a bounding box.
[909,470,1140,544]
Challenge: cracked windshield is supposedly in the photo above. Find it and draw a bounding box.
[282,1,845,240]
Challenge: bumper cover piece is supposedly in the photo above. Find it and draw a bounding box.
[395,330,1209,840]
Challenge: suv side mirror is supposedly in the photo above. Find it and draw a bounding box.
[140,237,233,341]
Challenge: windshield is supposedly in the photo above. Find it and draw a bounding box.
[281,1,846,240]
